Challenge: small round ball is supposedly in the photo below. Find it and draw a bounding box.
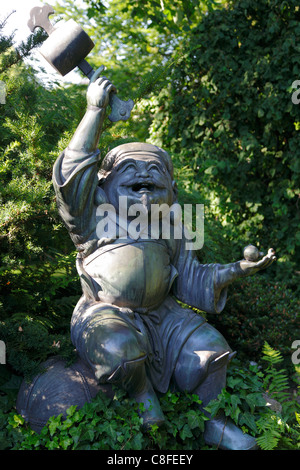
[243,245,260,261]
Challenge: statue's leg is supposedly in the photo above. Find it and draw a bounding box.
[172,321,232,396]
[172,322,258,450]
[71,300,165,429]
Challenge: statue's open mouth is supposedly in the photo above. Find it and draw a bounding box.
[131,182,155,193]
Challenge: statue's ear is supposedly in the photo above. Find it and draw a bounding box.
[172,180,178,202]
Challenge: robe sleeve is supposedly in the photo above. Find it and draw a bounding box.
[171,236,229,314]
[52,149,106,256]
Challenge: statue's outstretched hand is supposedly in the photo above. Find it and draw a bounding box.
[87,66,117,109]
[239,247,276,276]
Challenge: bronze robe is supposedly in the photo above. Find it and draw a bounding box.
[52,150,231,393]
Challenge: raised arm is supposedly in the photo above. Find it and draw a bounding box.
[52,69,117,254]
[61,67,117,182]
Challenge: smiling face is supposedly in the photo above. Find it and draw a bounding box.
[100,155,176,214]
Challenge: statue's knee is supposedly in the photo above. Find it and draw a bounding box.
[86,318,145,363]
[173,323,233,393]
[84,312,147,381]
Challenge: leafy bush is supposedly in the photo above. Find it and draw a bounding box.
[206,343,300,450]
[147,0,300,290]
[0,64,86,268]
[209,276,300,365]
[0,18,87,269]
[0,250,79,379]
[4,388,209,451]
[1,344,298,450]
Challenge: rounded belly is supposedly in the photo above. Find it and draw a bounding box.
[84,241,176,310]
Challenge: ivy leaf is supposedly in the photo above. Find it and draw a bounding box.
[66,405,77,417]
[101,421,118,440]
[81,428,95,441]
[48,415,62,436]
[180,423,193,440]
[245,393,266,413]
[204,399,222,418]
[239,412,257,433]
[230,394,241,410]
[59,437,73,450]
[69,426,82,447]
[186,409,205,431]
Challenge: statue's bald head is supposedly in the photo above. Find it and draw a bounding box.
[98,142,174,182]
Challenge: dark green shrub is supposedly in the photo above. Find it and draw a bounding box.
[0,251,79,379]
[209,276,299,365]
[147,0,300,290]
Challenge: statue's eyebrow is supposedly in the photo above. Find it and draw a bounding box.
[146,160,166,172]
[115,159,138,171]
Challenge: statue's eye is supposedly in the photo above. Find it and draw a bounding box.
[148,164,165,174]
[117,163,136,173]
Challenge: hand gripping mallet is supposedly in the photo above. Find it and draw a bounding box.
[27,4,134,122]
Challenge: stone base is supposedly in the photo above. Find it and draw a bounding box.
[16,355,113,433]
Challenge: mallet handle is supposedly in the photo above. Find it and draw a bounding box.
[78,59,95,80]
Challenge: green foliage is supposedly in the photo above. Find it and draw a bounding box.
[261,343,296,411]
[256,343,300,450]
[206,344,300,450]
[0,11,88,268]
[0,251,80,378]
[205,360,267,435]
[0,11,47,73]
[209,276,300,364]
[5,388,208,450]
[146,0,300,290]
[53,0,226,146]
[0,367,23,450]
[1,345,298,450]
[0,63,86,266]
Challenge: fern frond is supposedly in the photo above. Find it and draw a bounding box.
[256,413,287,450]
[262,342,283,365]
[265,371,289,393]
[256,430,280,450]
[261,342,290,403]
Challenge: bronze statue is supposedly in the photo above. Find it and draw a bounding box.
[50,69,276,450]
